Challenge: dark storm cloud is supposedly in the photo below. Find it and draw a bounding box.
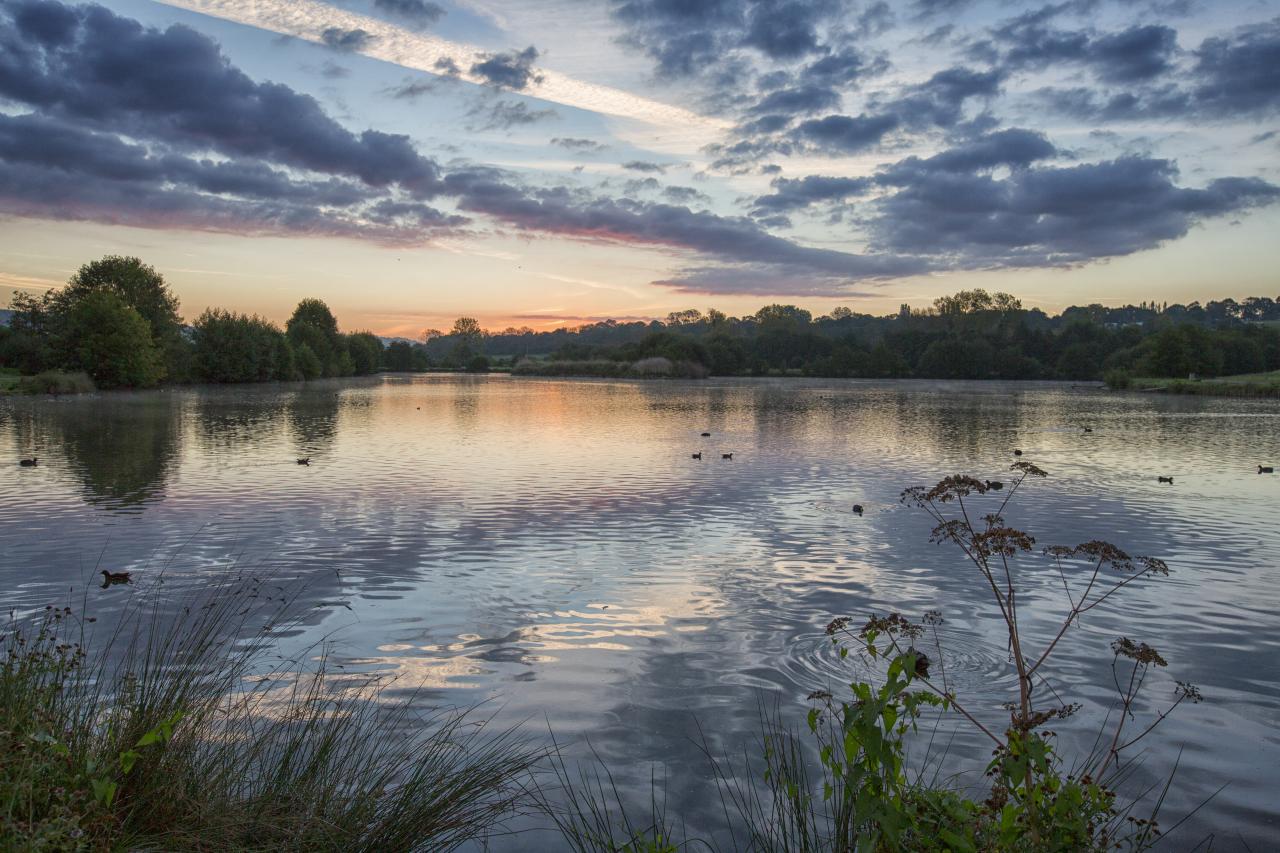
[622,161,667,174]
[751,175,874,214]
[320,27,376,52]
[742,0,820,59]
[371,0,444,28]
[800,47,885,87]
[469,46,542,90]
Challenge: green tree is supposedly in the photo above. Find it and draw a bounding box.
[384,341,415,371]
[286,299,344,377]
[346,332,384,375]
[192,309,290,383]
[294,343,323,380]
[61,256,182,344]
[65,292,165,388]
[449,316,485,364]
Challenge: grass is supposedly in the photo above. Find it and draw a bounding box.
[1113,369,1280,397]
[0,367,18,393]
[0,579,540,850]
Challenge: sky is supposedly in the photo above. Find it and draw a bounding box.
[0,0,1278,336]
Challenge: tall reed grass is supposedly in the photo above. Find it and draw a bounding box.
[0,577,539,850]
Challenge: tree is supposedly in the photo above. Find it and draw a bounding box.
[62,256,182,344]
[665,309,703,326]
[449,316,485,363]
[192,309,291,383]
[346,332,383,375]
[287,299,344,377]
[65,292,165,388]
[294,342,323,380]
[384,341,415,371]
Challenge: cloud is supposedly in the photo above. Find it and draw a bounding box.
[662,185,711,205]
[867,151,1279,265]
[321,26,376,52]
[993,12,1178,85]
[551,137,607,152]
[751,175,874,214]
[749,84,841,116]
[371,0,444,28]
[469,45,542,90]
[0,1,442,195]
[794,113,900,153]
[622,161,667,174]
[1191,17,1280,118]
[466,99,558,131]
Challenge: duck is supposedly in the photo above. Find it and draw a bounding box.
[100,570,131,586]
[296,457,311,465]
[852,504,864,515]
[906,647,931,677]
[1013,449,1023,456]
[722,453,733,460]
[985,480,1004,490]
[19,457,38,467]
[691,452,702,460]
[701,432,711,437]
[1082,426,1093,433]
[1157,476,1173,484]
[1260,466,1274,474]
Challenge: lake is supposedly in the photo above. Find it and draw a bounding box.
[2,375,1278,848]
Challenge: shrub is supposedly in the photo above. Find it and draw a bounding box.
[466,355,491,373]
[15,370,96,395]
[1104,368,1132,389]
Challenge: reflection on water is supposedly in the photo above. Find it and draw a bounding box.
[2,376,1279,847]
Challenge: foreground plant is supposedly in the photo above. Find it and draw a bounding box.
[0,580,539,850]
[799,462,1200,851]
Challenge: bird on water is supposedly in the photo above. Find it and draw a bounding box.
[100,570,131,586]
[852,504,863,515]
[1260,466,1275,474]
[297,457,311,465]
[19,457,38,467]
[691,452,702,460]
[1158,476,1173,484]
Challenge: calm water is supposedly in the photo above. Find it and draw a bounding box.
[2,376,1278,847]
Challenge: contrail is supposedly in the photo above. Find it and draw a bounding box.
[157,0,726,137]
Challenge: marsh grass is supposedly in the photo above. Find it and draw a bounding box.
[0,576,540,850]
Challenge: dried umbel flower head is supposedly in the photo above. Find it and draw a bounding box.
[1175,681,1204,703]
[1111,637,1168,667]
[860,613,923,641]
[1010,461,1048,478]
[825,617,851,636]
[1045,541,1170,576]
[923,610,944,626]
[972,526,1036,558]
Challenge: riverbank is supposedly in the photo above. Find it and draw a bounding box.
[1114,370,1280,398]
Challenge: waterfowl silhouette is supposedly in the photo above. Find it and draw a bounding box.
[1082,427,1093,433]
[1157,476,1173,484]
[691,452,702,460]
[985,480,1004,490]
[722,453,733,460]
[19,457,38,467]
[852,504,864,515]
[100,570,131,586]
[1260,466,1274,474]
[296,457,311,465]
[1013,449,1023,456]
[701,432,711,437]
[906,647,931,677]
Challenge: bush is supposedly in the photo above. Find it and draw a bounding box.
[15,371,96,395]
[465,355,491,373]
[1104,368,1132,389]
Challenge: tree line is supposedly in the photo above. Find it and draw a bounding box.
[4,259,1278,387]
[427,291,1280,381]
[0,256,387,388]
